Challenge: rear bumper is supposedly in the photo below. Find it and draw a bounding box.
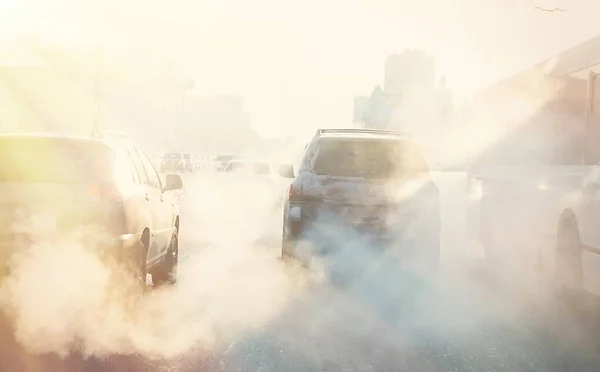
[282,201,441,263]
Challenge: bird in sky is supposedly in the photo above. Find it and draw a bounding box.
[534,6,567,12]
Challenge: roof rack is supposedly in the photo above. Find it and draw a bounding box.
[315,128,409,137]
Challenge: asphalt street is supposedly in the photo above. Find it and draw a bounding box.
[0,171,599,372]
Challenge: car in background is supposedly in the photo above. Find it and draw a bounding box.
[190,154,202,170]
[213,154,238,172]
[281,128,440,272]
[161,152,186,172]
[182,153,194,172]
[223,159,291,208]
[0,132,184,289]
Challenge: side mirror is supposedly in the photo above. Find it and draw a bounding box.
[164,174,183,191]
[278,164,295,179]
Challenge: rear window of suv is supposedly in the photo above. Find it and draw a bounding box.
[312,138,429,179]
[0,137,113,183]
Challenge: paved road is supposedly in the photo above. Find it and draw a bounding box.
[1,172,599,371]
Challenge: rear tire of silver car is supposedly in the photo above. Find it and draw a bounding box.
[554,209,583,303]
[132,237,148,293]
[152,230,179,286]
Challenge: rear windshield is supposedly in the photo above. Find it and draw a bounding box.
[164,153,181,159]
[215,155,235,162]
[0,137,113,182]
[312,138,429,179]
[225,161,270,175]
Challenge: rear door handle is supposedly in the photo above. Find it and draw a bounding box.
[145,194,150,201]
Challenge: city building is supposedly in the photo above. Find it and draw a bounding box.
[354,50,452,134]
[352,96,369,124]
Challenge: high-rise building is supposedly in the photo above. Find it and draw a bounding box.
[384,50,435,96]
[352,96,369,124]
[354,50,453,137]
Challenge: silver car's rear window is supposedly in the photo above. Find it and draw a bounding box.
[0,137,112,183]
[312,138,429,179]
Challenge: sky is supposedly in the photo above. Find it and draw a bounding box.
[0,0,598,137]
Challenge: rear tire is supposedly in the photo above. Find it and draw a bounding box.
[152,230,179,286]
[129,239,147,294]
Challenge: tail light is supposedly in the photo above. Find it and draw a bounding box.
[288,183,301,201]
[65,183,126,234]
[79,183,123,203]
[288,183,322,202]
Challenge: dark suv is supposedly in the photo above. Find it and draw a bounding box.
[0,132,183,288]
[281,128,441,270]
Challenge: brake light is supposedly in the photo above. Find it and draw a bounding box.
[88,184,103,198]
[288,184,301,201]
[288,183,323,202]
[103,183,124,201]
[81,183,122,202]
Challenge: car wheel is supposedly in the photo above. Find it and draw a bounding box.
[152,230,179,286]
[130,239,148,293]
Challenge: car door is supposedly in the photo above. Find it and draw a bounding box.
[135,147,172,259]
[126,148,161,264]
[112,146,147,240]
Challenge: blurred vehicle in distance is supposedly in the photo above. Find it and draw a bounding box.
[0,132,183,289]
[213,154,238,172]
[223,159,292,209]
[161,152,186,173]
[182,153,194,172]
[281,128,441,272]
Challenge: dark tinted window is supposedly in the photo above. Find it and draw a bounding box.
[215,155,235,162]
[0,137,113,182]
[313,138,429,179]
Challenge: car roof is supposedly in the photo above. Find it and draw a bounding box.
[317,134,423,149]
[315,128,412,141]
[318,132,409,141]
